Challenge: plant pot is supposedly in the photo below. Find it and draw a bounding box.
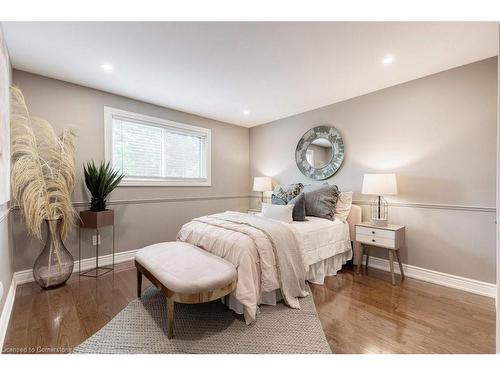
[79,210,114,228]
[33,219,74,289]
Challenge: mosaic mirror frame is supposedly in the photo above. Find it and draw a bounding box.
[295,125,345,180]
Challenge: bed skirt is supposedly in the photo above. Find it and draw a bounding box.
[224,249,352,317]
[306,249,352,285]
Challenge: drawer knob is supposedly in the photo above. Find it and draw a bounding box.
[372,239,375,242]
[372,231,375,234]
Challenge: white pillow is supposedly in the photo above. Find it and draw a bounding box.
[334,191,353,222]
[261,203,294,224]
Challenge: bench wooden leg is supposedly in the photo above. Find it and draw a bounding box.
[167,297,175,339]
[136,268,142,298]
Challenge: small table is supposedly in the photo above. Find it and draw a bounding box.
[355,222,406,285]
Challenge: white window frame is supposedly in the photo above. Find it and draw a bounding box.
[104,107,211,187]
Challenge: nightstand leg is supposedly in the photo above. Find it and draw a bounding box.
[395,250,405,280]
[388,250,395,285]
[357,244,363,273]
[365,247,370,269]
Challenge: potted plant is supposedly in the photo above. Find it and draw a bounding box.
[10,86,77,289]
[81,161,124,227]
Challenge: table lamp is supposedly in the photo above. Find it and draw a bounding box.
[362,173,398,227]
[253,177,272,206]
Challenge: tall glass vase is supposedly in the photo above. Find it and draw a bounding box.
[33,219,74,288]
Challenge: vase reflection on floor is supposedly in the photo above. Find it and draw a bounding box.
[33,219,74,288]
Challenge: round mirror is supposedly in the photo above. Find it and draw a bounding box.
[295,125,344,180]
[306,138,334,169]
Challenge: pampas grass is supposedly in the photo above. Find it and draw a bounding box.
[10,86,76,240]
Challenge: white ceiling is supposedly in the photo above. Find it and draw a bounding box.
[2,22,498,127]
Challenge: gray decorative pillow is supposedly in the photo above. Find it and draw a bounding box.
[304,185,340,220]
[288,192,306,221]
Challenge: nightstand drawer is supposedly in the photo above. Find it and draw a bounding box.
[356,233,396,248]
[356,226,395,239]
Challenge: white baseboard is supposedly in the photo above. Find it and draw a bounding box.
[0,249,138,352]
[367,256,497,298]
[12,249,138,285]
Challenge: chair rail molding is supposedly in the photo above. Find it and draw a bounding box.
[352,200,495,213]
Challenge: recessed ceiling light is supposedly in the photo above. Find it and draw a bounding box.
[100,63,114,72]
[382,55,394,65]
[243,110,251,116]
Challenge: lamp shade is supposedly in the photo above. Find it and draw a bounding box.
[253,177,272,192]
[362,174,398,195]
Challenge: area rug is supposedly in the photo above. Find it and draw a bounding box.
[73,286,331,354]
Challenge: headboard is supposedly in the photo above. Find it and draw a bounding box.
[346,204,362,265]
[346,204,362,239]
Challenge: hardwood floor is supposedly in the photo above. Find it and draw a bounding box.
[310,266,496,353]
[2,262,496,354]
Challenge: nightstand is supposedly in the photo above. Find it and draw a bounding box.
[355,222,406,285]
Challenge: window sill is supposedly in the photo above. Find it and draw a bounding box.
[118,179,211,187]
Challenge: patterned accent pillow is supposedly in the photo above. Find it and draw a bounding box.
[271,185,287,205]
[286,183,304,201]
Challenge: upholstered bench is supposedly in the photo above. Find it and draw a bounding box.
[135,241,237,339]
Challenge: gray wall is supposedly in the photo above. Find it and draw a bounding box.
[11,70,250,271]
[496,26,499,354]
[0,27,13,316]
[250,57,498,283]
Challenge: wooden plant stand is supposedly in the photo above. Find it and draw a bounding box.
[78,210,115,277]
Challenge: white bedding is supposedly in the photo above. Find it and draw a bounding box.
[287,216,351,267]
[177,212,352,323]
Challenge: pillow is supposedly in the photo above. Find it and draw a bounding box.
[302,182,328,193]
[269,192,305,221]
[261,203,294,224]
[271,185,287,204]
[304,184,340,220]
[271,183,304,204]
[286,183,304,201]
[271,185,287,205]
[288,192,306,221]
[334,191,353,222]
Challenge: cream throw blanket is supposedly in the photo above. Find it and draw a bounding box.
[177,211,308,322]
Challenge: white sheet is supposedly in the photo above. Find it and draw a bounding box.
[287,216,352,267]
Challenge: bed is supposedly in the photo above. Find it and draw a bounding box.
[176,205,361,323]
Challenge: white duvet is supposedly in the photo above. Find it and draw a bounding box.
[177,212,349,323]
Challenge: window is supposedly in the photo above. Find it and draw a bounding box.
[104,107,211,186]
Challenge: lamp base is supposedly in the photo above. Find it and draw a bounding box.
[370,218,388,227]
